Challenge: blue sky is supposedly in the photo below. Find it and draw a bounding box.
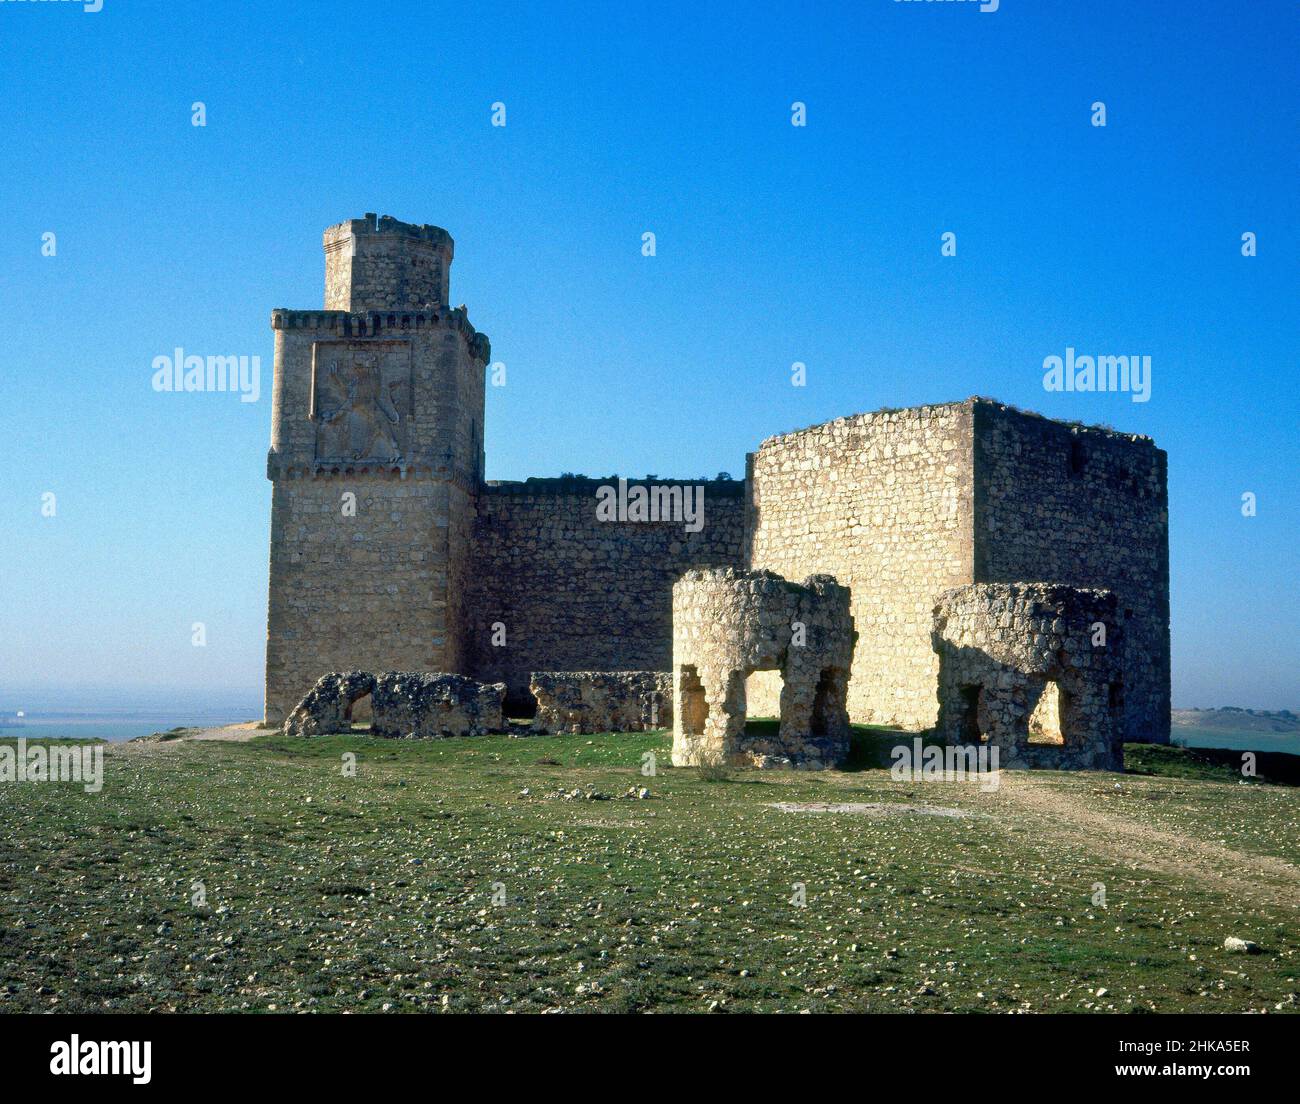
[1,0,1296,713]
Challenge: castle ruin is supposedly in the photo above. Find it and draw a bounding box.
[265,216,1170,754]
[931,583,1128,771]
[672,569,855,769]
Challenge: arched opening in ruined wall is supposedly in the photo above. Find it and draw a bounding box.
[811,668,845,737]
[744,671,782,723]
[505,689,539,722]
[1027,679,1067,745]
[742,669,781,740]
[958,685,985,744]
[678,666,707,736]
[345,691,373,732]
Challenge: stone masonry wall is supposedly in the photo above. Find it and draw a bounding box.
[370,671,505,738]
[266,471,452,726]
[269,221,1170,748]
[467,478,746,713]
[282,670,505,738]
[972,403,1170,743]
[746,403,975,729]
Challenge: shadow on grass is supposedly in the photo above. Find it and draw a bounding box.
[738,719,931,773]
[843,725,943,771]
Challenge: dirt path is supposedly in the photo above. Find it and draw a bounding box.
[109,721,266,755]
[185,721,265,742]
[996,772,1300,914]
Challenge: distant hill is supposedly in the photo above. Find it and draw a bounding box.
[1172,708,1300,735]
[1170,708,1300,755]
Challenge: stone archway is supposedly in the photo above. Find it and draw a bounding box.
[283,671,376,736]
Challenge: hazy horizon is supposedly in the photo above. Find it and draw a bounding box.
[1,681,1294,722]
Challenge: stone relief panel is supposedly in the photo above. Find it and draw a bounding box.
[310,340,413,463]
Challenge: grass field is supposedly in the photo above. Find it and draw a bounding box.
[1,727,1297,1014]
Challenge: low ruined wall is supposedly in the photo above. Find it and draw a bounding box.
[672,568,855,769]
[283,670,505,738]
[370,672,505,737]
[530,671,672,734]
[283,671,377,736]
[931,583,1125,770]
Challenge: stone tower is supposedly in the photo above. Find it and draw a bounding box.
[264,215,491,724]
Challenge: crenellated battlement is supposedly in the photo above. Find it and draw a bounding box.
[323,213,453,251]
[270,307,490,361]
[265,457,480,491]
[323,212,455,313]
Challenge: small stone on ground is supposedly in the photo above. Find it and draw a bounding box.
[769,801,975,818]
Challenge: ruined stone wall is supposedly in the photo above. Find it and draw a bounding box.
[530,671,672,734]
[932,583,1126,770]
[746,403,975,728]
[972,403,1169,743]
[671,569,854,769]
[282,670,505,738]
[370,671,505,738]
[467,479,746,712]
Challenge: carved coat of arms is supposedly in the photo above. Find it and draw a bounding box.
[310,342,412,463]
